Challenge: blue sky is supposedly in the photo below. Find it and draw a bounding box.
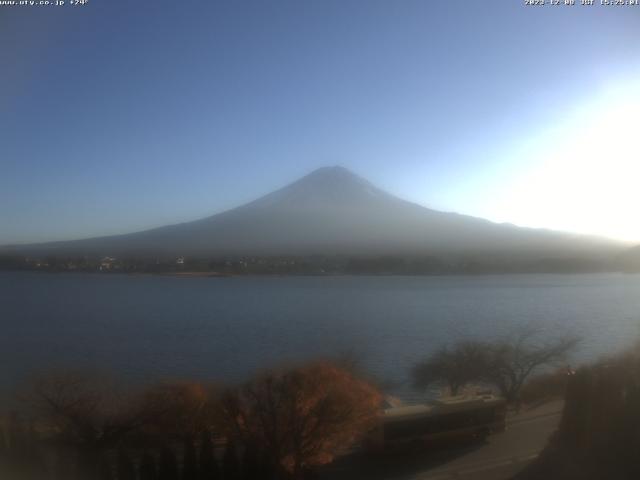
[1,0,639,244]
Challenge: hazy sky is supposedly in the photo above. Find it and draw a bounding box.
[1,0,639,245]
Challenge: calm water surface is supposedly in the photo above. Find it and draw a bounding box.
[1,272,640,397]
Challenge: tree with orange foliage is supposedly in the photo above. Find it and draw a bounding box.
[221,361,381,479]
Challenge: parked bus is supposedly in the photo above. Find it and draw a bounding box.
[365,394,506,453]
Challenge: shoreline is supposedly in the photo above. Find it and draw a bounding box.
[155,271,233,278]
[0,269,638,278]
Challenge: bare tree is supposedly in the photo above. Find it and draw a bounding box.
[484,328,580,404]
[27,372,174,477]
[138,381,219,441]
[412,328,579,404]
[412,341,490,396]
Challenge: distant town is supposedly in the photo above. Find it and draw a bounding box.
[0,252,634,276]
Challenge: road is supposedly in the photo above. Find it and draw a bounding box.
[410,400,563,480]
[320,400,563,480]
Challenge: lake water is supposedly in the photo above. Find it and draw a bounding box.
[1,272,640,399]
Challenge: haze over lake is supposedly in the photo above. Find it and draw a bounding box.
[2,271,639,400]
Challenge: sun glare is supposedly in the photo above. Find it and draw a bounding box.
[494,83,640,242]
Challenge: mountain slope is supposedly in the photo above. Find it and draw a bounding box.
[1,166,625,258]
[618,245,640,272]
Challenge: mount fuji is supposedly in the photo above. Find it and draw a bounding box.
[2,166,623,259]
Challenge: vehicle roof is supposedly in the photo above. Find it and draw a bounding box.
[383,404,433,419]
[383,394,504,422]
[431,393,504,406]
